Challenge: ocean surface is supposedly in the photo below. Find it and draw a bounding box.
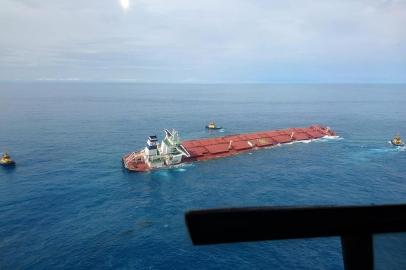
[0,82,405,270]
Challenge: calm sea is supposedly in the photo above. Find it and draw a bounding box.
[0,82,405,269]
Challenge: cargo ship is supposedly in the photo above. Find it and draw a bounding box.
[122,125,336,172]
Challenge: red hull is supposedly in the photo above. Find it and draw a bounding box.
[123,125,336,172]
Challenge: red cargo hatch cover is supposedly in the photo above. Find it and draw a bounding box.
[187,146,208,157]
[226,135,243,142]
[247,133,261,140]
[205,144,230,154]
[305,131,324,138]
[231,141,253,150]
[255,138,275,147]
[214,138,226,144]
[272,135,292,144]
[199,139,216,146]
[265,131,280,137]
[182,141,194,148]
[292,132,311,140]
[183,141,202,147]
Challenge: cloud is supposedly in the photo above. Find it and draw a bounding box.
[0,0,405,82]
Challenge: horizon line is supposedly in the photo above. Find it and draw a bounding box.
[1,79,405,85]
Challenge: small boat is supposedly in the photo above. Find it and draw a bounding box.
[0,152,16,166]
[206,121,222,130]
[391,135,404,147]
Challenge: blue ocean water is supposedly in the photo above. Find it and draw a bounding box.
[0,82,405,270]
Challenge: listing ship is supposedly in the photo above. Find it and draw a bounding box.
[122,125,336,172]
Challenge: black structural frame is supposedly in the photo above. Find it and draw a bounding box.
[185,204,406,270]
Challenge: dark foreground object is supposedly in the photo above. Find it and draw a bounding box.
[185,204,406,270]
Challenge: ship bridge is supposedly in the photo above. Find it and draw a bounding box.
[163,129,191,158]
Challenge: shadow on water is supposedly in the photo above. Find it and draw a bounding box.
[1,165,17,174]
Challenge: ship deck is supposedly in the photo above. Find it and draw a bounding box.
[181,125,335,162]
[123,125,336,172]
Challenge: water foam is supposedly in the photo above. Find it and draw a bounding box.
[351,143,404,162]
[285,136,342,146]
[384,141,406,151]
[169,162,195,172]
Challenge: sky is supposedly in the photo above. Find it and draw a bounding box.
[0,0,405,83]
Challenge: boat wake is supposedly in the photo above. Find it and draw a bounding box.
[386,141,406,152]
[350,143,404,162]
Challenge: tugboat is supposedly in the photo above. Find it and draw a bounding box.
[391,134,404,147]
[206,121,222,130]
[0,152,16,166]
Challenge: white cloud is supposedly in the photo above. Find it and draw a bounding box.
[0,0,405,82]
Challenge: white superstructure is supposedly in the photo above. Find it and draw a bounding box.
[142,130,190,169]
[144,135,164,169]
